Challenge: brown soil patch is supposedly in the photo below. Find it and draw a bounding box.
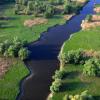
[77,0,87,4]
[63,14,74,20]
[81,15,100,30]
[0,58,12,79]
[94,7,100,13]
[24,18,48,27]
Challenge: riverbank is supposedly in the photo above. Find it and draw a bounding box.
[51,15,100,100]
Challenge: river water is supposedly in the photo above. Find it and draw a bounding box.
[18,0,100,100]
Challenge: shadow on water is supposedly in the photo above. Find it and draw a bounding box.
[17,0,100,100]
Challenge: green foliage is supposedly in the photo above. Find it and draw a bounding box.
[18,47,30,60]
[63,90,94,100]
[15,4,21,14]
[0,37,30,60]
[4,45,17,57]
[14,0,83,17]
[50,79,62,93]
[0,40,11,54]
[63,4,71,14]
[44,5,54,18]
[83,58,100,77]
[65,49,86,65]
[52,69,66,80]
[85,14,92,22]
[63,1,82,14]
[0,43,5,54]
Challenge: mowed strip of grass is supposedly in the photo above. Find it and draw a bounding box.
[52,27,100,100]
[0,4,67,43]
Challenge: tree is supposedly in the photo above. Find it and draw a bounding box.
[4,45,17,57]
[83,58,100,76]
[50,79,62,93]
[0,43,5,54]
[18,47,30,60]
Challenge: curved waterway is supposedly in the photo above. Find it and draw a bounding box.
[18,0,100,100]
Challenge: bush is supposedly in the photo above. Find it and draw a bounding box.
[0,43,5,54]
[0,37,30,59]
[50,79,62,93]
[83,58,100,76]
[4,45,17,57]
[15,4,21,14]
[65,49,86,65]
[0,40,11,54]
[44,5,54,18]
[52,69,66,80]
[18,47,30,60]
[85,14,92,22]
[63,90,94,100]
[63,4,71,14]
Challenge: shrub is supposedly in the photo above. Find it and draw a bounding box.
[0,40,11,54]
[52,69,66,80]
[13,37,27,48]
[0,43,5,54]
[4,45,17,57]
[65,49,86,65]
[15,4,21,14]
[18,47,30,60]
[83,58,100,76]
[85,14,92,22]
[63,90,94,100]
[50,79,62,93]
[63,4,71,14]
[44,5,54,18]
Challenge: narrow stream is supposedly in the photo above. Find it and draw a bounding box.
[18,0,100,100]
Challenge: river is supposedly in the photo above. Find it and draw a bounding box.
[18,0,100,100]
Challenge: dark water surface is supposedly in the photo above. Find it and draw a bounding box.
[18,0,100,100]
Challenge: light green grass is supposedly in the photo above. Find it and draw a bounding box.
[0,59,29,100]
[63,27,100,52]
[0,4,67,42]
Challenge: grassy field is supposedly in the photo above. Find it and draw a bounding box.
[0,4,67,43]
[52,26,100,99]
[0,59,29,100]
[52,64,100,100]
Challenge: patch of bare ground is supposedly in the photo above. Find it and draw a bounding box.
[77,0,88,4]
[0,57,14,79]
[63,14,74,20]
[94,7,100,13]
[24,18,48,27]
[81,15,100,30]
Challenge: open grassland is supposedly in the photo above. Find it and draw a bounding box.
[0,4,67,43]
